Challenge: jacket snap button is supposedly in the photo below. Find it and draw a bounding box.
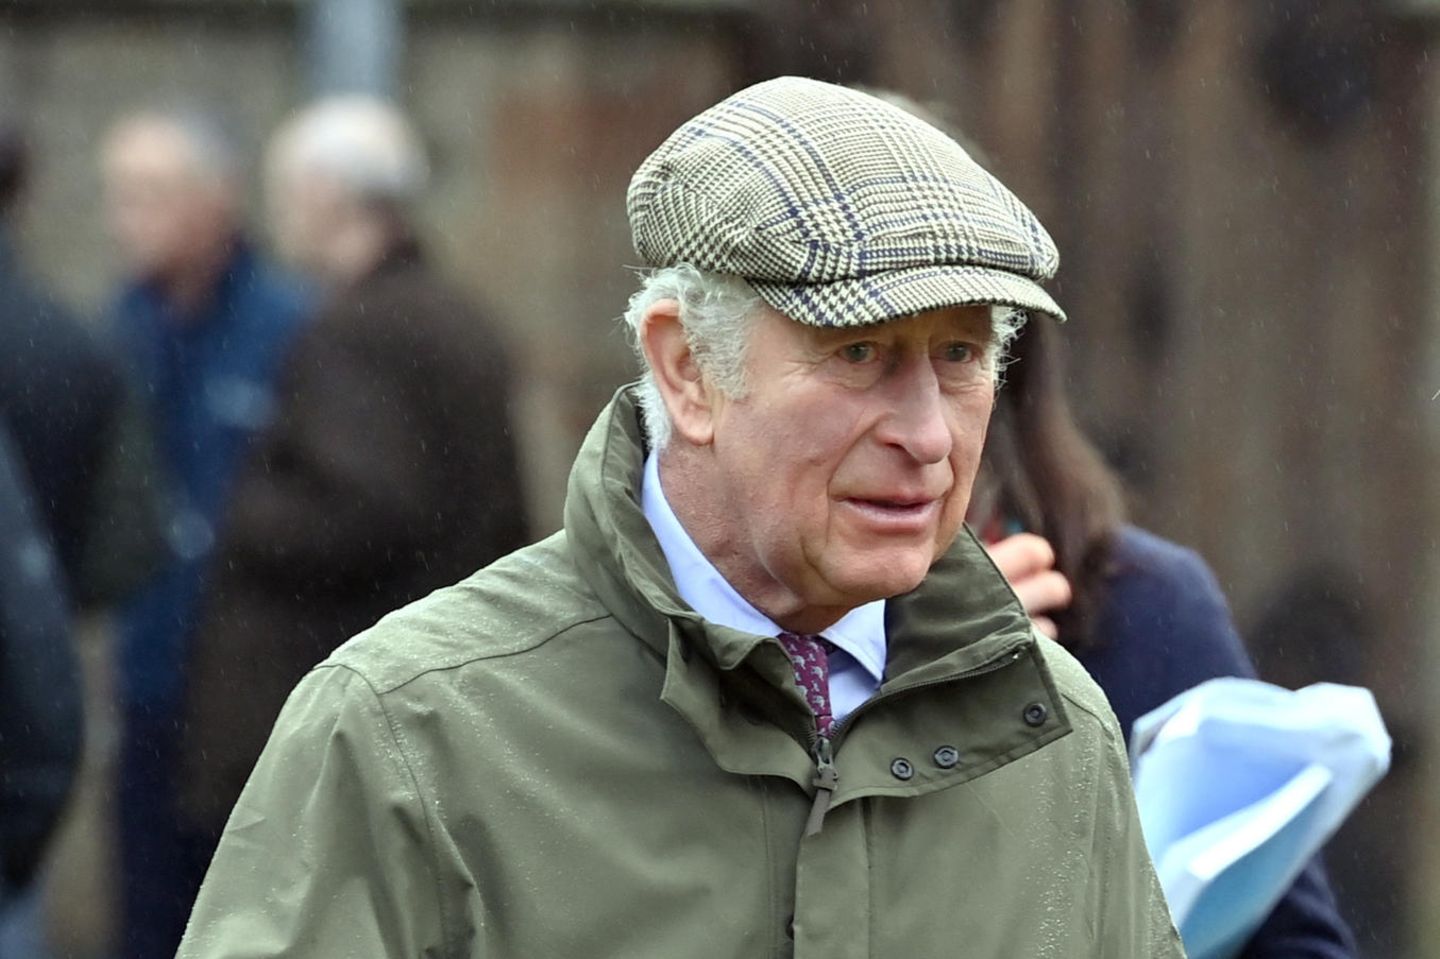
[1023,702,1048,727]
[932,745,960,769]
[890,757,914,781]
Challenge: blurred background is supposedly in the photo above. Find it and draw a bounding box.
[2,0,1438,956]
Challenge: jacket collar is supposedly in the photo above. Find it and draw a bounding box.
[126,234,257,326]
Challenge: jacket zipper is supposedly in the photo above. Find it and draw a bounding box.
[804,735,838,837]
[801,642,1027,836]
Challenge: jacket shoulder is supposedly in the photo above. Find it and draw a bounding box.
[1035,632,1126,747]
[326,531,610,693]
[1108,525,1221,601]
[1091,525,1257,723]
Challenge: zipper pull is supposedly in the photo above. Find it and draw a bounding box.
[805,735,838,837]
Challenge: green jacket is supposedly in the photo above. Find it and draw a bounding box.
[179,388,1184,959]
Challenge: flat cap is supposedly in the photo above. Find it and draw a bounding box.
[627,76,1065,326]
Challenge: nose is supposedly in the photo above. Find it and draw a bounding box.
[876,357,952,464]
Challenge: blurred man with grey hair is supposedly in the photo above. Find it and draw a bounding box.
[180,79,1181,958]
[176,96,529,858]
[100,106,310,959]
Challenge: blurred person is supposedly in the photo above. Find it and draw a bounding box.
[0,121,164,609]
[100,107,311,959]
[0,424,83,959]
[179,79,1182,958]
[975,316,1358,958]
[0,114,165,959]
[176,96,529,848]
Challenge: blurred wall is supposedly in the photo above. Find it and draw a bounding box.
[407,8,745,529]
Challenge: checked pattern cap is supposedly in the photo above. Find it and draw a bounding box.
[627,76,1065,327]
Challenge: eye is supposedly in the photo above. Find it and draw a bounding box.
[839,342,877,363]
[939,341,977,363]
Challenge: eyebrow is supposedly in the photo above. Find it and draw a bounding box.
[807,313,993,345]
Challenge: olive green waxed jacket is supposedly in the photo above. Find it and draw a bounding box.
[178,388,1185,959]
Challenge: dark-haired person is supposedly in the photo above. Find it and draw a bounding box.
[974,316,1357,958]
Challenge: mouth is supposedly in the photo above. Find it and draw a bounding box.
[839,495,943,530]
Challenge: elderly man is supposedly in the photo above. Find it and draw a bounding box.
[179,78,1182,958]
[101,108,311,959]
[176,97,529,851]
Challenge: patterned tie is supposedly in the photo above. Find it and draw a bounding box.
[777,632,835,738]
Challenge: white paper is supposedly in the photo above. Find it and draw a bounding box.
[1130,678,1391,959]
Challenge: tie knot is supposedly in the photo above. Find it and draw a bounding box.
[777,630,830,655]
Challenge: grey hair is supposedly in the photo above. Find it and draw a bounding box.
[622,264,760,450]
[622,264,1027,449]
[269,96,428,204]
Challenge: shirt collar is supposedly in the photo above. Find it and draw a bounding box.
[640,450,887,683]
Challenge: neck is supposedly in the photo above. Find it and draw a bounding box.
[158,234,236,319]
[322,218,398,288]
[657,445,852,635]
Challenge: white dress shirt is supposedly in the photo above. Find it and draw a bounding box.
[641,451,886,724]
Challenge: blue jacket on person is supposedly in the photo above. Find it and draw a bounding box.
[110,239,310,717]
[1079,526,1358,959]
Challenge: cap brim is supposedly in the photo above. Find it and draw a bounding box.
[748,263,1066,327]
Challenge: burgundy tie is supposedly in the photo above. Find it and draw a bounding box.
[777,632,835,738]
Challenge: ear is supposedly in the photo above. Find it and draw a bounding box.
[639,299,717,446]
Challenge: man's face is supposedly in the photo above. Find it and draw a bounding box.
[701,303,996,623]
[100,118,233,279]
[263,153,345,275]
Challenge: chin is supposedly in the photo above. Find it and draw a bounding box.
[835,561,931,603]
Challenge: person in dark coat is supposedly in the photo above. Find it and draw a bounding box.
[973,317,1358,959]
[0,122,165,610]
[178,97,529,842]
[0,424,82,958]
[100,108,311,959]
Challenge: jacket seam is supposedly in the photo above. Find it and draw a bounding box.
[362,611,618,695]
[1089,728,1112,947]
[347,665,459,957]
[1057,690,1124,750]
[756,776,779,959]
[863,797,877,958]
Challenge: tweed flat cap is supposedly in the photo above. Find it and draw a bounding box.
[627,76,1065,326]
